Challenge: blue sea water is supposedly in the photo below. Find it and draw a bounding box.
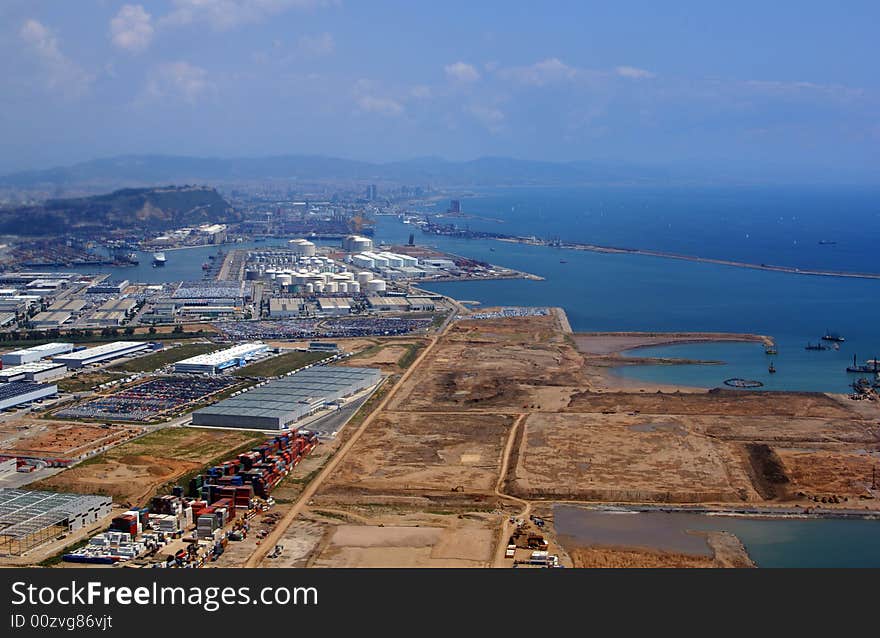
[380,185,880,393]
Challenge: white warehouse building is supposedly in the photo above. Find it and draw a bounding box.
[174,342,268,374]
[2,342,74,366]
[53,342,150,369]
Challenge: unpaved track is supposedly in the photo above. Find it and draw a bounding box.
[492,413,531,567]
[244,317,453,567]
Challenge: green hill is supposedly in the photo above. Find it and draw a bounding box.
[0,185,239,236]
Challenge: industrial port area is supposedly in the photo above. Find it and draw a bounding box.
[0,191,876,571]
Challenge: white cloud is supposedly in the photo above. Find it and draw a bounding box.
[19,19,93,97]
[357,95,404,116]
[297,32,335,57]
[110,5,154,53]
[501,58,579,86]
[616,65,655,79]
[145,61,213,104]
[468,104,505,132]
[444,61,480,83]
[160,0,333,31]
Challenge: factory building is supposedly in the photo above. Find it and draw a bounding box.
[0,488,112,556]
[407,297,436,312]
[191,366,381,430]
[53,341,150,369]
[30,311,71,329]
[0,361,67,383]
[2,342,73,366]
[288,238,317,257]
[0,382,58,411]
[171,281,252,307]
[367,296,410,312]
[98,297,138,315]
[317,298,352,316]
[87,280,129,295]
[174,342,267,374]
[268,298,306,318]
[87,311,127,326]
[47,299,87,314]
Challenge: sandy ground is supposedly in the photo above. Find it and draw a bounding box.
[32,427,263,507]
[0,419,142,459]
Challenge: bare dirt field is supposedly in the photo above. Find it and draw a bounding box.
[510,412,757,502]
[320,412,515,498]
[0,419,142,460]
[267,311,880,569]
[32,427,264,507]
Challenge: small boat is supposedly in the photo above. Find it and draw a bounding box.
[152,252,166,266]
[805,342,827,351]
[202,262,211,270]
[818,240,837,245]
[822,330,845,342]
[768,362,776,374]
[765,346,777,355]
[560,259,568,264]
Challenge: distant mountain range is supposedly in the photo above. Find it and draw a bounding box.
[0,185,237,236]
[0,154,677,191]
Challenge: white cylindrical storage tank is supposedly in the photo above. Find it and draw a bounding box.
[304,283,314,294]
[357,271,372,285]
[288,238,317,257]
[367,279,386,292]
[338,282,348,293]
[314,282,324,293]
[266,268,278,280]
[324,281,337,293]
[277,274,292,287]
[340,271,354,281]
[348,281,360,294]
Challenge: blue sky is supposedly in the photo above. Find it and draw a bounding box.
[1,1,878,178]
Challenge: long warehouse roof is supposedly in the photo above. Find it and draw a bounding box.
[194,366,380,420]
[176,342,266,367]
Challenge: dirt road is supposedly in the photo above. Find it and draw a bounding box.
[491,413,531,567]
[244,318,453,567]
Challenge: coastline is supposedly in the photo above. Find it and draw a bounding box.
[572,331,773,393]
[492,236,880,280]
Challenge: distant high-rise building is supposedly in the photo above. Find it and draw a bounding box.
[449,199,461,214]
[366,184,377,201]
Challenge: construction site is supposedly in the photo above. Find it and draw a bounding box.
[233,308,880,569]
[1,307,878,568]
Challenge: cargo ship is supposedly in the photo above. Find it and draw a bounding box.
[846,355,879,374]
[822,330,845,342]
[152,252,166,266]
[805,342,827,351]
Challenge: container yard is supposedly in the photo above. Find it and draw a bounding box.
[191,365,381,430]
[55,375,242,422]
[61,429,318,566]
[0,488,112,556]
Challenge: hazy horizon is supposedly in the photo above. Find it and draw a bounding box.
[2,1,879,181]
